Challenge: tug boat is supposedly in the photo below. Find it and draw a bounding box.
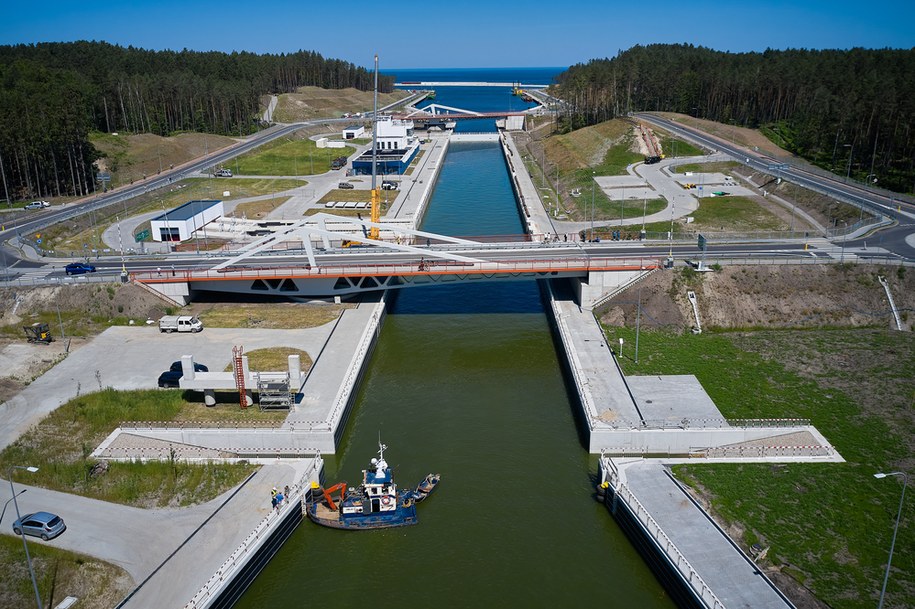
[306,441,440,530]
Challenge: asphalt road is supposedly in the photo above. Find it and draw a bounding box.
[634,112,915,258]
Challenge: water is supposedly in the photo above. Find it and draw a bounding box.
[387,66,563,132]
[235,83,673,609]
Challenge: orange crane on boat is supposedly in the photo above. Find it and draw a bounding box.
[320,482,348,511]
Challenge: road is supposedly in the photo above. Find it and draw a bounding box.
[634,112,915,258]
[0,89,427,268]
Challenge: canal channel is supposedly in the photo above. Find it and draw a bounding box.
[234,133,675,607]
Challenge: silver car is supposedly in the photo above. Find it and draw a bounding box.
[13,511,67,540]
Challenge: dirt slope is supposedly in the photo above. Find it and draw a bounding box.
[601,264,914,332]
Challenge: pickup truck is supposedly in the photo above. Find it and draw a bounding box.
[158,315,203,333]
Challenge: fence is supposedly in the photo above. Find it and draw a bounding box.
[600,457,725,609]
[183,456,323,609]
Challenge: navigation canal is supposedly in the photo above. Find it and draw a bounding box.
[235,142,674,608]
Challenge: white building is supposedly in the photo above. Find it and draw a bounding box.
[151,200,224,242]
[375,116,415,151]
[342,125,365,139]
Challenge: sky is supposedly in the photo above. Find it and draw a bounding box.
[2,0,913,69]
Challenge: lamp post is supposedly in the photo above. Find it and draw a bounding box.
[844,143,853,183]
[590,171,595,242]
[8,465,42,609]
[1,488,26,524]
[874,471,907,609]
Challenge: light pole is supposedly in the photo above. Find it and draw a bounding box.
[590,171,595,241]
[8,465,42,609]
[874,471,907,609]
[844,143,853,183]
[1,488,26,524]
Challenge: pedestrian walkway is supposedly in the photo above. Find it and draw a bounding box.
[615,459,795,609]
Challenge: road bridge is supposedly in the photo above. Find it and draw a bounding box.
[133,252,661,300]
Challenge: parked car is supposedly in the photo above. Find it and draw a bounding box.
[338,181,354,189]
[381,180,399,190]
[214,168,232,177]
[158,370,183,388]
[13,512,66,541]
[24,201,46,210]
[65,262,97,275]
[170,361,208,373]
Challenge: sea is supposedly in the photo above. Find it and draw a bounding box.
[383,66,565,131]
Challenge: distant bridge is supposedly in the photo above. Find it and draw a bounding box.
[395,82,548,88]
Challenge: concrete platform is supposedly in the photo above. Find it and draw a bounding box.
[618,459,795,609]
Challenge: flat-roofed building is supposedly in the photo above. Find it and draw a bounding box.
[151,199,224,242]
[351,116,419,175]
[342,125,365,139]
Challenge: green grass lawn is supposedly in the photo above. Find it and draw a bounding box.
[670,160,742,174]
[234,137,355,176]
[640,196,786,235]
[660,136,703,158]
[0,388,259,507]
[606,325,915,609]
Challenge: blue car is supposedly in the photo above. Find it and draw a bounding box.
[13,511,67,541]
[65,262,96,275]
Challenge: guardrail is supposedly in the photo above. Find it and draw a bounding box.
[593,417,812,430]
[600,457,725,609]
[183,456,323,609]
[132,256,662,283]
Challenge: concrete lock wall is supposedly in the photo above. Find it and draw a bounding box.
[575,270,644,309]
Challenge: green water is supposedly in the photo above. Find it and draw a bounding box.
[235,142,674,608]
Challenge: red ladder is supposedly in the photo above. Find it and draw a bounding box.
[233,345,247,409]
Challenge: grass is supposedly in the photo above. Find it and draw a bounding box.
[234,136,355,176]
[89,131,238,190]
[0,388,258,508]
[0,534,131,609]
[223,347,313,373]
[659,136,703,158]
[40,177,306,254]
[605,325,915,609]
[191,302,345,329]
[670,161,741,174]
[639,195,787,235]
[272,86,411,122]
[233,197,292,220]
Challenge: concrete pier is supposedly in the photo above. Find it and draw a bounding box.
[601,457,796,609]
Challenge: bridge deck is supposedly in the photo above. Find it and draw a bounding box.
[133,257,661,284]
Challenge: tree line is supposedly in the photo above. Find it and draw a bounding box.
[0,41,393,202]
[555,44,915,194]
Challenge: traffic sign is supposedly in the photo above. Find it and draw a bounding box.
[97,172,111,182]
[134,229,150,242]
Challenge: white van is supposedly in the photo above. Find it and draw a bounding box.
[158,315,203,333]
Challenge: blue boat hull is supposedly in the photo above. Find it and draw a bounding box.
[306,502,418,530]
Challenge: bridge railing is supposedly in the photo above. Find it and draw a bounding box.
[132,256,663,283]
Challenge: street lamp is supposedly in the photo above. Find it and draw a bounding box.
[874,471,907,609]
[844,143,853,183]
[590,171,596,242]
[8,465,42,609]
[1,488,26,524]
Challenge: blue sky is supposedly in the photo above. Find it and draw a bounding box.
[2,0,913,69]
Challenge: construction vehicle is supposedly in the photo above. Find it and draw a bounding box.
[23,322,53,344]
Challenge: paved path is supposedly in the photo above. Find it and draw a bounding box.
[622,460,794,609]
[0,323,338,452]
[2,460,315,608]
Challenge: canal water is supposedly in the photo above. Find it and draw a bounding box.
[235,138,674,607]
